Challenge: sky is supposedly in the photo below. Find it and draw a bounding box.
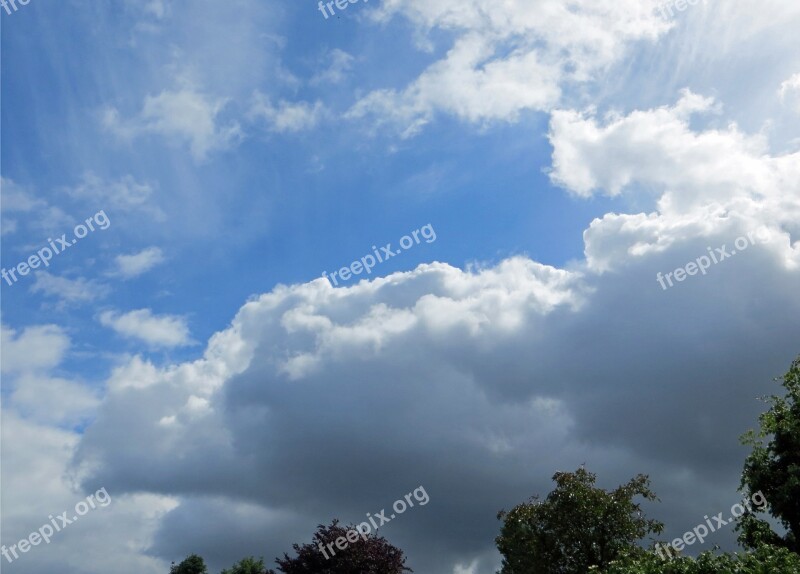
[1,0,799,573]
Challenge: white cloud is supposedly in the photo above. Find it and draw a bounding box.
[31,272,110,306]
[348,0,671,136]
[1,177,72,236]
[310,49,355,85]
[549,89,738,198]
[779,72,800,114]
[9,375,100,427]
[0,410,176,574]
[112,247,166,279]
[2,218,18,235]
[248,92,324,133]
[0,325,99,425]
[1,324,71,374]
[547,90,800,272]
[99,309,193,348]
[103,88,243,161]
[1,317,178,574]
[65,172,164,220]
[1,177,47,211]
[453,560,481,574]
[124,0,171,26]
[143,0,168,19]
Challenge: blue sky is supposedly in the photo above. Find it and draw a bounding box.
[2,0,617,362]
[2,1,800,573]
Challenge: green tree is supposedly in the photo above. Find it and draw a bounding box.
[495,467,663,574]
[170,554,208,574]
[221,556,269,574]
[739,355,800,553]
[598,544,800,573]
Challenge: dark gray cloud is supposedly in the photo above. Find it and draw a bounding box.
[72,238,800,572]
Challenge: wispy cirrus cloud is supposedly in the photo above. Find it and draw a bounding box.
[31,273,110,307]
[310,49,355,85]
[248,92,325,133]
[1,177,72,236]
[64,172,165,220]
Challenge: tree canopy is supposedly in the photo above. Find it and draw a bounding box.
[270,520,411,574]
[170,555,208,574]
[597,544,800,574]
[495,467,663,574]
[738,356,800,553]
[220,557,269,574]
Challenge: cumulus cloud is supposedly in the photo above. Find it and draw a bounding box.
[75,261,593,572]
[1,410,176,574]
[549,90,756,199]
[2,313,181,574]
[1,324,71,375]
[8,375,100,427]
[99,309,193,348]
[348,0,670,136]
[111,247,166,279]
[547,90,800,272]
[102,88,243,161]
[74,244,799,572]
[1,326,98,427]
[9,146,799,570]
[779,72,800,114]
